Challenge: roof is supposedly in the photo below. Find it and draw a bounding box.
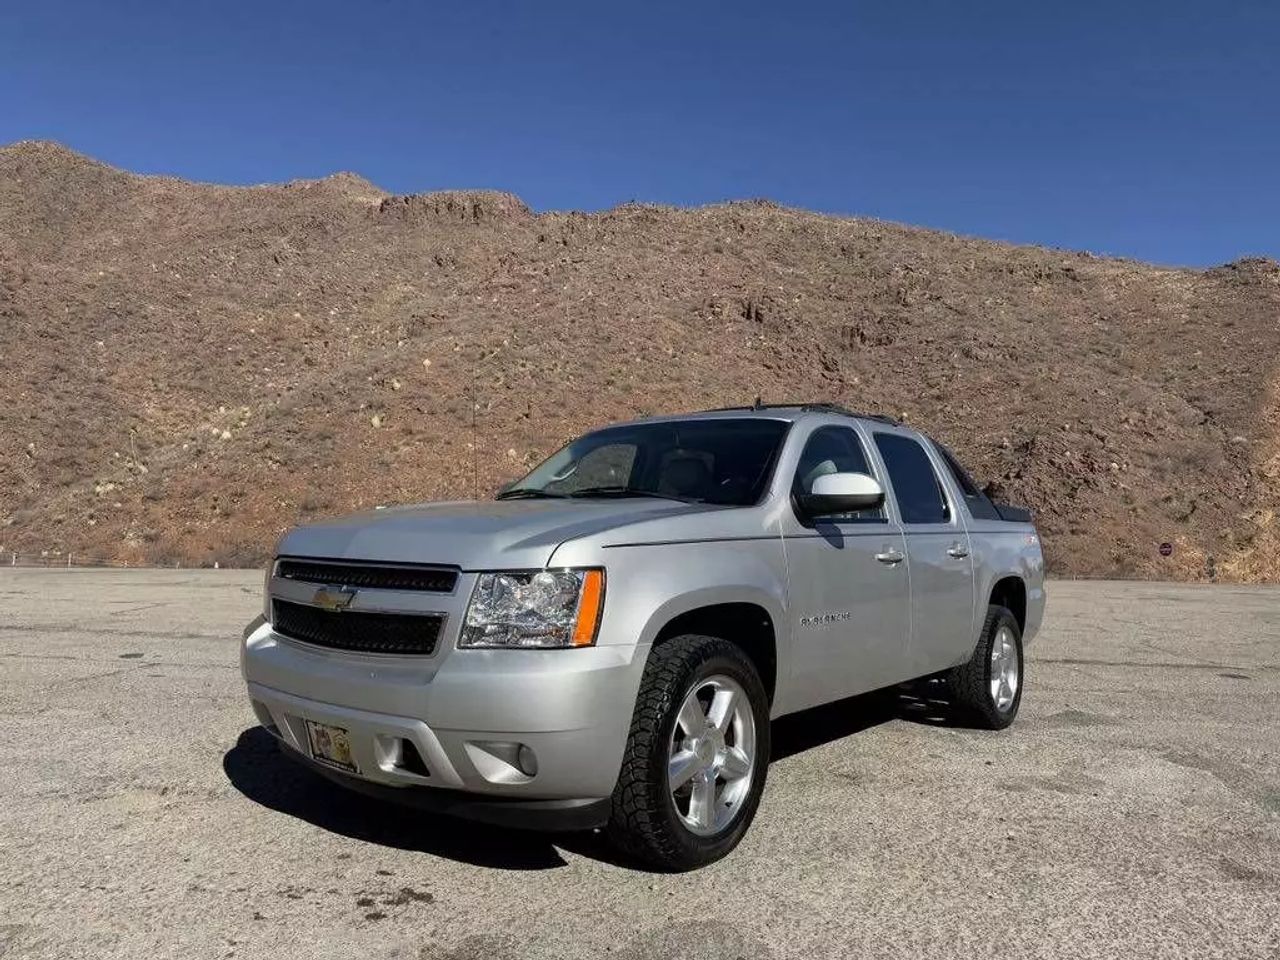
[703,401,900,425]
[607,402,902,430]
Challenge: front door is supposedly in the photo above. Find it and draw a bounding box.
[779,424,911,712]
[871,430,975,675]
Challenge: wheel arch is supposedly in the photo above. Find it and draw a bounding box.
[988,574,1027,632]
[641,588,782,706]
[652,601,778,705]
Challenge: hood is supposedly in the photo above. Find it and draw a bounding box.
[275,498,723,569]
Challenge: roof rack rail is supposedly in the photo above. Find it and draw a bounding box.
[704,400,900,426]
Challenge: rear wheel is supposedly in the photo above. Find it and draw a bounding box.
[946,604,1024,729]
[607,634,770,871]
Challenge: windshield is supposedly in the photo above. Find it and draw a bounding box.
[499,418,791,506]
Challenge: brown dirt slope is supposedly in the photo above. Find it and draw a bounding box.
[1,141,1277,578]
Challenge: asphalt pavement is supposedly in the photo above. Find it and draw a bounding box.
[1,571,1276,959]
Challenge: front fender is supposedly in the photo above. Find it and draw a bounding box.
[550,537,790,655]
[636,581,788,648]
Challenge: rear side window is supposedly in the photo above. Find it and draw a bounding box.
[792,426,884,522]
[873,433,951,524]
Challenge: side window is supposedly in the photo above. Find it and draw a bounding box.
[933,441,1000,521]
[792,426,884,522]
[873,433,951,524]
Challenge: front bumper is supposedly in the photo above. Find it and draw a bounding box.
[241,617,647,817]
[281,744,611,831]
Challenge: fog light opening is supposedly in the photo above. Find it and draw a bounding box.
[464,741,538,784]
[396,738,430,778]
[517,744,538,778]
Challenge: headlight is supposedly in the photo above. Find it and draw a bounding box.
[460,568,605,649]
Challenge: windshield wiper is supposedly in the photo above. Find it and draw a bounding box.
[565,486,702,504]
[494,488,571,500]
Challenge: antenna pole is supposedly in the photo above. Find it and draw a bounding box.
[471,373,479,501]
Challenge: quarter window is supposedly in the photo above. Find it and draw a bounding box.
[932,441,1001,521]
[792,426,884,522]
[873,433,951,524]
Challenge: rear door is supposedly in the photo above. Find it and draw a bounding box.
[871,431,975,676]
[779,423,911,711]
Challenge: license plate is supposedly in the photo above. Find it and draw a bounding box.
[304,720,358,773]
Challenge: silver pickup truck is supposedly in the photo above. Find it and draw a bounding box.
[241,403,1045,869]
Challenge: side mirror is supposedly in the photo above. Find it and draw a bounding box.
[797,472,885,518]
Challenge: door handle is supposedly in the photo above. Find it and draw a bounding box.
[947,544,969,559]
[875,549,904,565]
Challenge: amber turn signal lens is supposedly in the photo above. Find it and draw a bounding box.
[571,569,605,646]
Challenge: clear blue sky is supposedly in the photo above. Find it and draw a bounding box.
[4,0,1277,266]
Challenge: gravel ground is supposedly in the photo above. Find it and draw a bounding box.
[1,571,1277,960]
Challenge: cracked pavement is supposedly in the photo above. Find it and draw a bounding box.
[1,571,1277,959]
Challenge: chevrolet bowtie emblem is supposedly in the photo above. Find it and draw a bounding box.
[312,586,358,611]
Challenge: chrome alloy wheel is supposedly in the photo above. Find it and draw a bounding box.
[667,675,757,837]
[990,625,1020,712]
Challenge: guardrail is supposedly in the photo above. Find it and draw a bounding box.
[1,554,228,569]
[5,553,139,568]
[4,554,238,569]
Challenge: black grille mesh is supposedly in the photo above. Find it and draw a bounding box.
[276,559,457,593]
[272,599,443,655]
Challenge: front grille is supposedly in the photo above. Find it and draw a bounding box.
[276,559,458,593]
[272,599,443,655]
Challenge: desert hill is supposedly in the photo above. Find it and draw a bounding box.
[1,140,1277,578]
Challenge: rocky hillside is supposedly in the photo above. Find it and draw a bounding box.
[1,141,1277,578]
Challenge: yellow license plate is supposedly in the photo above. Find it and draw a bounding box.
[304,720,358,773]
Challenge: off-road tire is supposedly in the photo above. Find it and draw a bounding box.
[606,634,770,871]
[946,604,1024,729]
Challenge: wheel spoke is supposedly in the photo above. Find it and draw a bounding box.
[668,749,700,790]
[707,688,738,734]
[689,775,715,830]
[666,673,757,837]
[720,746,751,780]
[677,695,707,737]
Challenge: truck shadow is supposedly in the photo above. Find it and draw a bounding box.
[221,683,967,872]
[222,726,572,870]
[770,679,965,762]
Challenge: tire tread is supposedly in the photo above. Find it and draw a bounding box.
[946,603,1023,730]
[607,634,767,870]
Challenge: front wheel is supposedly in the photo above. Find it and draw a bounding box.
[606,634,770,871]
